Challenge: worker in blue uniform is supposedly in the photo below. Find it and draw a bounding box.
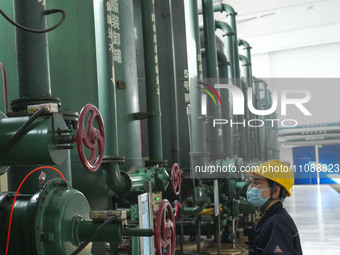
[246,160,303,255]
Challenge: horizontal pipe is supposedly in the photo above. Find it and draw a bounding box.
[78,221,122,243]
[122,227,154,237]
[77,221,153,244]
[199,205,222,215]
[181,204,205,216]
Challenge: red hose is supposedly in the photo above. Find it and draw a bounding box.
[0,62,8,114]
[5,166,66,255]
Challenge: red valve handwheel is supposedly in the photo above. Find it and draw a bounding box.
[171,163,182,196]
[174,202,182,219]
[76,104,105,172]
[154,199,176,255]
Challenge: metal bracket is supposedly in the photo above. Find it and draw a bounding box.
[132,112,153,120]
[90,210,128,226]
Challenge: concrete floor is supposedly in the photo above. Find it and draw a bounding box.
[284,184,340,255]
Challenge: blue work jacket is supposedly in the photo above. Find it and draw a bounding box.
[249,201,303,255]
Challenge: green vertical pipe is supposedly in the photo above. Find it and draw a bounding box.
[215,21,236,156]
[267,90,278,159]
[239,40,252,67]
[93,0,130,195]
[183,5,204,253]
[168,0,181,164]
[113,0,142,171]
[238,56,251,81]
[239,54,252,161]
[215,21,235,83]
[208,4,241,80]
[94,0,119,157]
[217,50,232,158]
[199,5,239,78]
[206,4,247,158]
[131,208,140,255]
[257,79,267,161]
[184,0,206,166]
[238,41,253,83]
[262,81,269,160]
[201,0,224,159]
[253,77,261,160]
[239,42,254,161]
[201,0,218,79]
[13,0,51,98]
[141,0,163,162]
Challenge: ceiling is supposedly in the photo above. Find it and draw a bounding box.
[199,0,340,54]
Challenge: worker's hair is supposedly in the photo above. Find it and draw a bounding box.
[267,179,287,202]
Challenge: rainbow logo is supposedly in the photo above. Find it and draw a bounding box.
[197,82,222,106]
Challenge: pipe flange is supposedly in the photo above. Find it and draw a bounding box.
[10,96,61,113]
[145,160,168,168]
[222,31,235,37]
[102,156,125,165]
[61,110,78,130]
[189,152,209,157]
[0,192,15,209]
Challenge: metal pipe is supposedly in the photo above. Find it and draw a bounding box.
[239,54,254,161]
[238,55,251,80]
[201,4,247,158]
[215,21,238,157]
[260,81,270,160]
[201,49,232,158]
[217,50,232,158]
[77,221,153,243]
[201,0,218,79]
[141,0,164,164]
[200,4,241,79]
[215,21,235,82]
[13,0,52,102]
[238,39,252,68]
[253,77,261,160]
[0,63,8,114]
[183,5,205,253]
[201,0,224,159]
[184,0,207,166]
[182,204,205,215]
[93,0,131,196]
[168,0,181,165]
[122,227,154,237]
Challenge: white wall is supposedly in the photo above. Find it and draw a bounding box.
[253,42,340,78]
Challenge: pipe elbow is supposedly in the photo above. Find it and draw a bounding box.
[238,54,250,66]
[215,21,233,35]
[102,162,132,197]
[238,39,252,50]
[221,4,237,16]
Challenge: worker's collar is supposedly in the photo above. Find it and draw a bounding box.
[259,198,281,216]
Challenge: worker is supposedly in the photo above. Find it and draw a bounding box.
[246,160,303,255]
